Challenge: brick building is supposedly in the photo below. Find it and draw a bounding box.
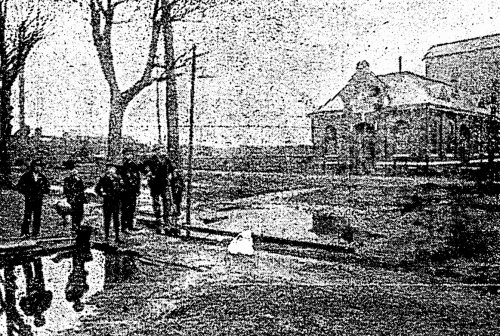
[309,59,498,172]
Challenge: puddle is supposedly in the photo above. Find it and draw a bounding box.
[0,247,150,335]
[0,249,105,335]
[197,203,350,245]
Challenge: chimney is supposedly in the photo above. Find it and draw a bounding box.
[398,56,402,73]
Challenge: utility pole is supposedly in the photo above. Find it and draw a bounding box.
[19,67,25,129]
[18,22,25,130]
[156,78,162,145]
[488,82,498,182]
[154,54,162,145]
[186,44,196,226]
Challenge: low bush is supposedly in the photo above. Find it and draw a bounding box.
[447,212,500,261]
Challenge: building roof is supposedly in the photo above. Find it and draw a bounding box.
[316,71,489,116]
[424,33,500,59]
[378,71,486,114]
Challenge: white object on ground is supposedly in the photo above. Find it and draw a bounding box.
[54,199,71,216]
[54,199,72,225]
[228,230,254,255]
[84,188,99,202]
[50,185,64,195]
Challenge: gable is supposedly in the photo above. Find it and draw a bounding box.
[337,61,387,113]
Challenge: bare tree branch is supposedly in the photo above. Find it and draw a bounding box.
[112,0,130,8]
[0,1,51,91]
[90,0,119,91]
[170,0,216,22]
[112,19,132,24]
[95,0,107,15]
[0,0,52,185]
[121,0,162,103]
[84,0,221,161]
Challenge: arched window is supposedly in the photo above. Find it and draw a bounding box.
[392,120,409,153]
[324,125,338,155]
[354,122,375,134]
[446,120,455,153]
[429,119,440,154]
[458,124,471,161]
[325,125,337,142]
[459,124,471,140]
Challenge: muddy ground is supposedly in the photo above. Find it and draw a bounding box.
[3,169,500,334]
[191,171,500,287]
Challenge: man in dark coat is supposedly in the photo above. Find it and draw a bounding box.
[17,159,50,238]
[120,149,142,233]
[63,161,87,232]
[142,147,174,234]
[95,165,123,243]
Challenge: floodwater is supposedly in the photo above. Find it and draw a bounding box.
[197,191,357,245]
[1,243,500,335]
[0,249,105,335]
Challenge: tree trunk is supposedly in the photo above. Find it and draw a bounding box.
[0,1,10,188]
[162,3,179,167]
[107,93,126,164]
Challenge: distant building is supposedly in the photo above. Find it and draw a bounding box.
[309,60,498,172]
[9,130,149,167]
[424,33,500,98]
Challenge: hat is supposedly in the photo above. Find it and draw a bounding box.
[30,159,43,168]
[65,160,76,170]
[152,145,168,154]
[105,162,121,169]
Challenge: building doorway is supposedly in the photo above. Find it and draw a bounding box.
[458,124,471,162]
[323,125,338,155]
[352,122,376,172]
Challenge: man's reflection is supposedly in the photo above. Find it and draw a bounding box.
[52,247,93,312]
[1,263,33,336]
[65,249,92,312]
[19,257,53,328]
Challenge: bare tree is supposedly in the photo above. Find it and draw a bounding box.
[0,0,52,188]
[87,0,215,164]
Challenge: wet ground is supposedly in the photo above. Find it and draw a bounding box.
[2,174,500,334]
[1,240,500,335]
[138,187,347,246]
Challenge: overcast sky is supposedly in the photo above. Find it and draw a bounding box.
[10,0,500,146]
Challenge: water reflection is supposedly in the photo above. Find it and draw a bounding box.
[20,257,53,328]
[0,248,147,335]
[53,249,93,313]
[104,253,138,288]
[0,249,105,335]
[2,263,33,335]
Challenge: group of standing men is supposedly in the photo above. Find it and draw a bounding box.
[17,147,184,243]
